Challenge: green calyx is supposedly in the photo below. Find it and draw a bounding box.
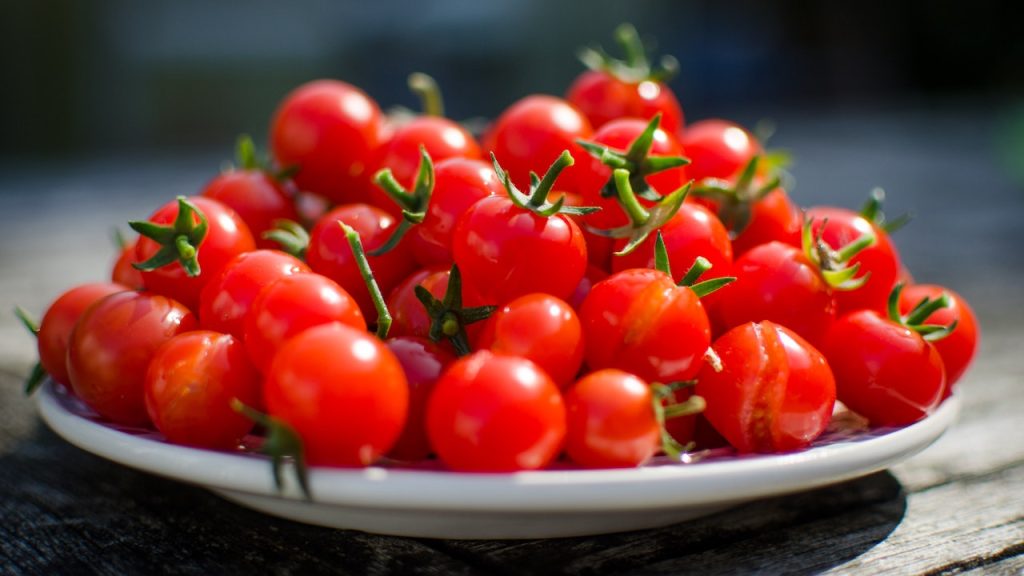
[263,219,310,260]
[369,147,435,257]
[129,196,208,277]
[692,155,782,236]
[802,216,875,291]
[339,223,392,339]
[578,114,691,203]
[14,306,45,396]
[231,399,311,501]
[579,23,679,84]
[652,232,735,298]
[860,187,912,234]
[650,381,704,460]
[887,283,958,342]
[232,134,297,182]
[589,166,690,256]
[492,151,600,218]
[414,265,497,357]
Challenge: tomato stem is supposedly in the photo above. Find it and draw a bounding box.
[493,152,598,218]
[579,24,679,84]
[235,134,260,171]
[528,151,574,208]
[678,256,712,287]
[614,169,650,223]
[23,363,45,396]
[654,231,671,277]
[408,72,445,118]
[414,265,497,357]
[129,196,209,278]
[860,187,912,234]
[340,222,392,339]
[14,306,39,336]
[231,399,312,501]
[263,219,310,260]
[887,283,958,341]
[369,147,434,257]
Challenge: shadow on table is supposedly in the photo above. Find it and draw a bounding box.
[0,419,906,575]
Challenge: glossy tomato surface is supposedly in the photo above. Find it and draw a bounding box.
[201,170,298,249]
[567,70,684,135]
[898,284,979,389]
[564,369,660,468]
[37,283,127,386]
[681,120,761,182]
[385,336,455,462]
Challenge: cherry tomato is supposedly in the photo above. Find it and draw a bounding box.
[198,249,309,338]
[37,283,127,386]
[144,331,262,449]
[265,323,408,467]
[898,284,979,389]
[476,293,584,389]
[579,268,711,383]
[243,272,366,374]
[201,170,298,249]
[270,80,384,205]
[611,203,733,281]
[426,351,566,472]
[824,310,945,426]
[727,186,802,257]
[568,265,609,311]
[482,95,593,195]
[680,120,761,182]
[134,196,256,312]
[307,203,417,323]
[564,369,661,468]
[568,71,684,136]
[696,321,836,453]
[67,291,198,426]
[111,240,144,289]
[385,336,456,462]
[386,267,448,340]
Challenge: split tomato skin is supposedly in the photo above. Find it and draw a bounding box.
[898,284,979,389]
[37,282,128,387]
[824,310,945,426]
[564,369,660,468]
[67,291,198,426]
[201,170,298,249]
[567,71,684,136]
[385,336,456,462]
[270,79,384,205]
[696,321,836,453]
[144,331,261,449]
[426,351,566,472]
[264,322,409,467]
[680,119,761,182]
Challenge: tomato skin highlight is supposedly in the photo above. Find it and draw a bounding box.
[824,310,945,427]
[680,119,761,182]
[385,336,455,462]
[567,70,684,136]
[201,170,298,249]
[144,331,261,449]
[37,282,127,387]
[427,351,566,472]
[264,323,409,467]
[564,369,660,468]
[898,284,979,390]
[697,321,836,453]
[67,291,198,426]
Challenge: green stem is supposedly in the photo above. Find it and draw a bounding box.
[904,292,951,326]
[236,134,259,170]
[677,257,712,287]
[615,23,645,69]
[374,169,416,211]
[662,395,707,419]
[14,306,39,335]
[408,72,444,117]
[614,169,650,224]
[528,151,574,208]
[835,231,876,262]
[340,223,392,339]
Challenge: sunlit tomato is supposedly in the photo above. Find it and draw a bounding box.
[579,268,711,383]
[824,310,945,426]
[681,120,761,182]
[476,293,584,389]
[407,158,503,267]
[386,267,447,340]
[482,95,593,195]
[426,351,566,472]
[270,80,384,205]
[385,336,456,462]
[67,291,197,426]
[568,265,609,311]
[201,170,298,249]
[243,273,365,373]
[567,70,684,136]
[898,284,979,389]
[611,203,733,281]
[144,331,261,449]
[134,196,256,312]
[37,283,127,386]
[452,195,588,305]
[198,250,309,338]
[727,186,802,257]
[564,369,661,468]
[264,323,408,467]
[307,203,417,324]
[697,321,836,453]
[806,206,900,314]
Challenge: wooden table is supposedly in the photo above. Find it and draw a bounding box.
[2,107,1022,574]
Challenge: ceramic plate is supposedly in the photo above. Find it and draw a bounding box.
[37,381,958,539]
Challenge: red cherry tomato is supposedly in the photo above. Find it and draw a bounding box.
[307,204,417,322]
[198,249,309,338]
[37,283,127,386]
[564,369,661,468]
[898,284,979,388]
[568,265,609,311]
[579,268,712,383]
[452,194,588,305]
[270,80,384,205]
[567,70,684,136]
[385,336,455,462]
[477,293,584,389]
[386,267,447,340]
[611,203,734,281]
[697,321,836,453]
[67,291,198,426]
[408,158,503,267]
[201,170,298,249]
[111,240,144,289]
[712,185,802,258]
[134,196,256,312]
[824,310,945,426]
[144,331,262,449]
[243,273,366,373]
[482,95,593,195]
[681,120,761,182]
[426,351,566,472]
[264,323,408,467]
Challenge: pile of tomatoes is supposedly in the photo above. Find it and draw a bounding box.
[23,25,978,484]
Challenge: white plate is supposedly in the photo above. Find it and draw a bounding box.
[37,381,958,539]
